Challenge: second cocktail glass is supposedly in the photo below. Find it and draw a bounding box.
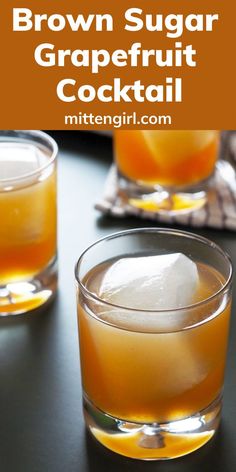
[0,130,58,315]
[115,130,219,213]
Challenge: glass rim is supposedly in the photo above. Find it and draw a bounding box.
[0,130,58,184]
[75,227,233,314]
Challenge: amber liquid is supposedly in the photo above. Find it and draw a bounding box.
[79,259,230,425]
[0,143,57,285]
[115,130,219,187]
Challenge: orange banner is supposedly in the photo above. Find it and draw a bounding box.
[0,0,235,129]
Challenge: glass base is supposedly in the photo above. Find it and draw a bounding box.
[0,257,57,316]
[83,394,221,460]
[118,173,209,215]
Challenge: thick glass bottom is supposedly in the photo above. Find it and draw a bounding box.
[0,257,57,316]
[117,172,210,215]
[83,394,222,460]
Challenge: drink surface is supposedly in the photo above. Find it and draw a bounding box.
[0,143,56,284]
[79,256,230,423]
[115,130,218,187]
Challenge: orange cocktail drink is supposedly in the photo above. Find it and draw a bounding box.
[0,131,57,315]
[76,229,232,460]
[114,130,219,212]
[79,261,229,423]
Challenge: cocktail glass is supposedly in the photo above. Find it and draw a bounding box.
[75,228,232,460]
[114,130,219,213]
[0,130,58,315]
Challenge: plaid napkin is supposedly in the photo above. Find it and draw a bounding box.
[95,131,236,231]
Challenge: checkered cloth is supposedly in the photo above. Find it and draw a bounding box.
[95,131,236,231]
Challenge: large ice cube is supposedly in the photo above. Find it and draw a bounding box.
[99,253,199,310]
[0,143,45,180]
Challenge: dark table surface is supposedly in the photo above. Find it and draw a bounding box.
[0,131,235,472]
